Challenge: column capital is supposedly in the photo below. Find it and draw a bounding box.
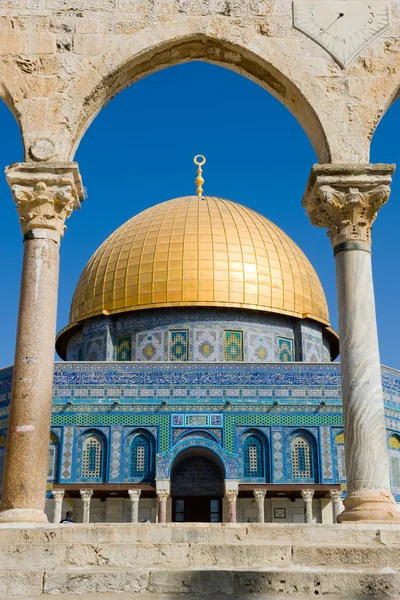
[128,489,141,500]
[156,489,169,502]
[302,164,395,250]
[80,489,93,501]
[225,489,238,502]
[51,489,65,500]
[253,489,266,500]
[5,162,84,240]
[329,489,342,502]
[301,489,314,501]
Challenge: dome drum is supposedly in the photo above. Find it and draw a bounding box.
[57,307,337,363]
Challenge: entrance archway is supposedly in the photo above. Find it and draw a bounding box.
[171,447,224,523]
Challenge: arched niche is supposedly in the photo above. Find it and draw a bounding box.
[170,446,225,497]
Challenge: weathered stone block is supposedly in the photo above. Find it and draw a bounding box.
[29,32,56,54]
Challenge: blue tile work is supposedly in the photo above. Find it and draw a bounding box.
[65,309,332,363]
[0,362,400,500]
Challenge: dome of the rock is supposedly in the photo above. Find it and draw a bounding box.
[66,196,330,326]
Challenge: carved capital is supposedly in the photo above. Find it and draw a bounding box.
[253,489,266,501]
[80,489,93,501]
[329,489,342,503]
[225,490,238,502]
[51,489,65,500]
[5,162,84,239]
[128,489,141,501]
[156,490,169,502]
[301,489,314,501]
[302,164,395,249]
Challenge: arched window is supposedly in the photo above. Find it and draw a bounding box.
[48,432,59,482]
[388,434,400,494]
[129,433,154,481]
[82,434,104,479]
[291,434,315,480]
[243,434,265,479]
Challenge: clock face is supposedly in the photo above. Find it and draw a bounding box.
[293,1,391,67]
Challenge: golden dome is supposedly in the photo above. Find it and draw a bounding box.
[67,196,330,327]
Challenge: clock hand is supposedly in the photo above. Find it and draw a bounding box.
[319,12,344,35]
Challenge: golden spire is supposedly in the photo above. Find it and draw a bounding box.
[194,155,206,198]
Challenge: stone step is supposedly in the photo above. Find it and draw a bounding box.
[1,522,400,546]
[0,567,399,598]
[1,542,400,570]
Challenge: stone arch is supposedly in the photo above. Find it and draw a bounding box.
[66,22,333,162]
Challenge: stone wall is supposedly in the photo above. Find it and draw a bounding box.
[1,1,400,166]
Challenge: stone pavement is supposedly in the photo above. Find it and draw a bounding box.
[0,523,400,598]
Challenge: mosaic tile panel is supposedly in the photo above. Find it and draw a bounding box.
[271,427,284,482]
[110,427,122,480]
[224,331,243,362]
[115,337,132,362]
[169,330,189,361]
[55,414,170,452]
[320,425,333,480]
[278,337,294,362]
[136,331,163,361]
[61,426,74,480]
[224,415,342,453]
[193,329,218,361]
[248,332,274,362]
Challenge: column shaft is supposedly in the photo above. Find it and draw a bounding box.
[0,237,59,522]
[52,490,64,524]
[158,499,167,523]
[253,490,266,523]
[336,249,392,502]
[128,490,141,523]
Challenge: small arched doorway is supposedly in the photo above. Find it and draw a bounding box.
[171,447,224,523]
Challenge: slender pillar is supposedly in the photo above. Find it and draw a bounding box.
[253,489,266,523]
[226,490,238,523]
[303,164,400,523]
[301,489,314,524]
[156,490,168,524]
[330,489,342,524]
[128,489,141,523]
[80,489,93,523]
[51,489,64,524]
[0,163,83,523]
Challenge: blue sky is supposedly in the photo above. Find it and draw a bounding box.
[0,61,398,367]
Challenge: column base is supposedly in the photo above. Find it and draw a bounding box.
[338,490,400,524]
[0,508,48,524]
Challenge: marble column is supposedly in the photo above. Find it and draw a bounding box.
[303,164,400,523]
[157,490,168,524]
[330,489,342,524]
[51,489,64,524]
[301,489,314,524]
[226,490,238,523]
[128,489,141,523]
[80,489,93,523]
[0,163,83,523]
[253,489,266,523]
